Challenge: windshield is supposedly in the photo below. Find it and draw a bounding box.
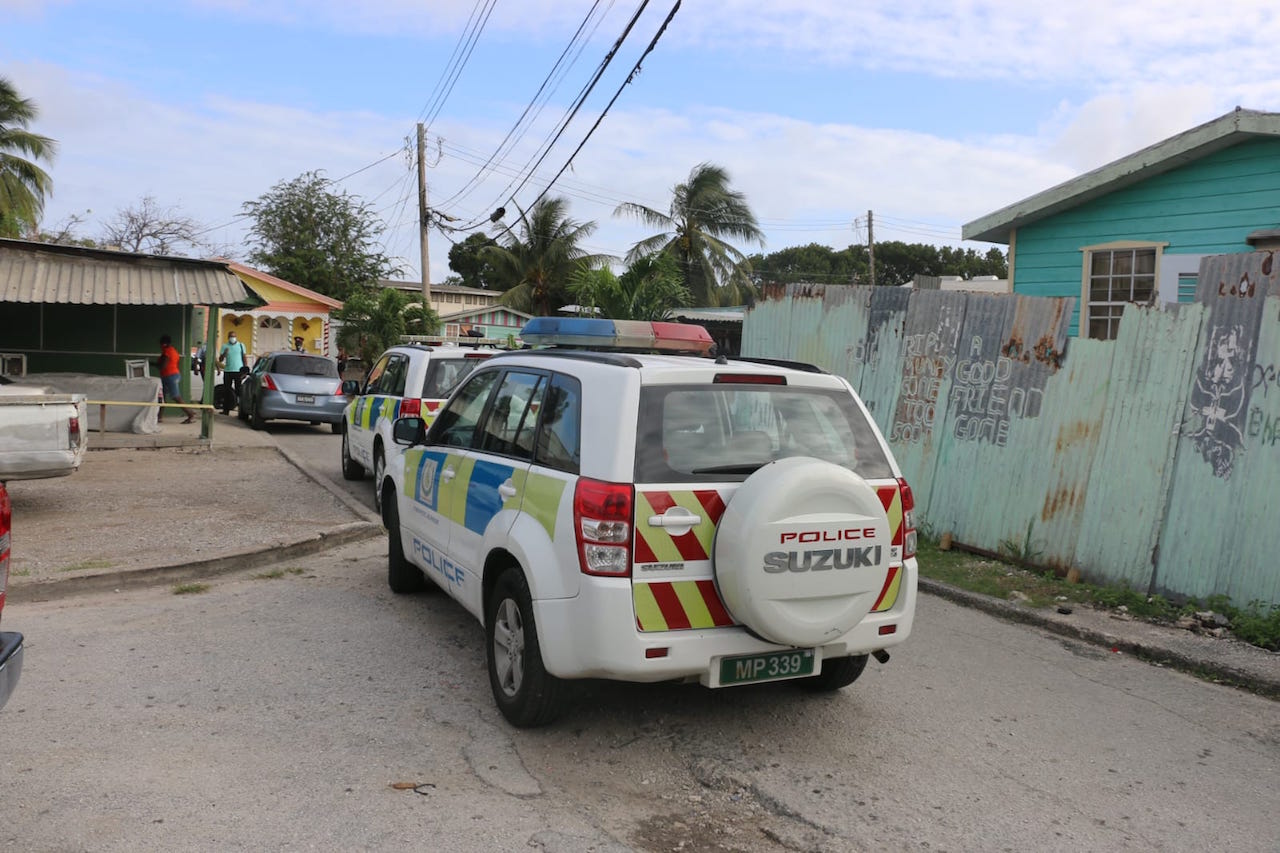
[634,384,892,483]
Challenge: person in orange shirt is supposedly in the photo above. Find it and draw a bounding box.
[157,334,197,424]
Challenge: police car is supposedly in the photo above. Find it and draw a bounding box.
[340,343,492,511]
[382,318,918,727]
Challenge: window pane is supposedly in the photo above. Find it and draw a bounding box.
[365,355,390,391]
[1134,249,1156,275]
[1090,253,1111,275]
[535,375,582,473]
[480,372,544,459]
[430,370,499,449]
[1112,251,1133,276]
[1132,275,1155,302]
[421,358,481,398]
[1090,277,1111,302]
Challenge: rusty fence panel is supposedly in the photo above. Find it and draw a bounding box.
[1072,302,1204,590]
[1154,253,1280,605]
[740,264,1280,606]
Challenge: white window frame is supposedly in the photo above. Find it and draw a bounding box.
[1079,240,1167,340]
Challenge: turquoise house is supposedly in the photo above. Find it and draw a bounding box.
[963,108,1280,338]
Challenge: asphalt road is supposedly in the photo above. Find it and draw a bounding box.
[3,529,1278,852]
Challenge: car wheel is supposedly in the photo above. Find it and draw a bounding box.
[372,445,386,514]
[330,422,342,434]
[340,425,365,481]
[385,485,426,594]
[250,400,266,430]
[486,567,569,728]
[797,654,868,692]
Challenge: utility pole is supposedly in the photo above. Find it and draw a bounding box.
[416,122,432,315]
[867,209,876,288]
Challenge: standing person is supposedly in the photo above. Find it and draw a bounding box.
[157,335,197,424]
[217,331,249,416]
[293,336,305,352]
[193,340,206,380]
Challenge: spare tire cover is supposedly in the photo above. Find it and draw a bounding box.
[714,456,892,647]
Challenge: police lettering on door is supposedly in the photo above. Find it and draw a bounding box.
[412,537,466,589]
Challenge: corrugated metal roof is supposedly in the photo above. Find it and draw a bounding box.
[0,238,261,307]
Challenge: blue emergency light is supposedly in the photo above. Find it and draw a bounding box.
[520,317,714,354]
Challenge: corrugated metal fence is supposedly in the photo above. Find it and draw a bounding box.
[742,252,1280,607]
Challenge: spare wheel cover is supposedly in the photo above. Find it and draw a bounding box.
[714,456,892,647]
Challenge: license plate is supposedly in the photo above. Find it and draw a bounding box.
[718,649,815,686]
[296,394,315,404]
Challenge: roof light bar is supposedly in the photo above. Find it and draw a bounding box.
[521,317,714,354]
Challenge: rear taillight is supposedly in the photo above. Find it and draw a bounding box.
[574,478,633,576]
[400,398,422,418]
[331,382,344,396]
[898,477,917,559]
[68,416,80,449]
[261,374,278,391]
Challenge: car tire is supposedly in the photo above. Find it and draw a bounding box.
[340,425,365,481]
[486,568,569,728]
[385,486,426,594]
[330,422,342,434]
[237,406,248,422]
[250,401,266,430]
[372,445,385,514]
[797,654,868,692]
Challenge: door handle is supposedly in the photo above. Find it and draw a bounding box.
[648,506,702,529]
[498,481,518,499]
[441,467,456,482]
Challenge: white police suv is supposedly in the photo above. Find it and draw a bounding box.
[382,318,918,727]
[341,343,492,511]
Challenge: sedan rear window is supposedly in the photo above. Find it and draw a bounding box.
[634,384,892,483]
[271,355,339,378]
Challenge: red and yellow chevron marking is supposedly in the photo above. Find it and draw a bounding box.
[633,489,727,564]
[873,483,906,612]
[877,484,904,548]
[634,580,736,632]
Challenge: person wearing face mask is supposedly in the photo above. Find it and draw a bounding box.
[217,331,249,415]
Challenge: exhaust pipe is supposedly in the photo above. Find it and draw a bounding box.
[871,649,890,664]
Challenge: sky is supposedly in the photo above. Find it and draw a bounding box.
[5,0,1280,286]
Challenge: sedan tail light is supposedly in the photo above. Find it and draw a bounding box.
[261,374,278,391]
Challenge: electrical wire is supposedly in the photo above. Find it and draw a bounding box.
[434,0,612,212]
[417,0,499,126]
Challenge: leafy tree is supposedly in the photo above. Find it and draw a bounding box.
[567,253,690,321]
[0,76,56,238]
[242,171,399,300]
[749,241,1007,288]
[447,232,506,290]
[333,286,439,365]
[484,197,610,315]
[101,195,204,255]
[615,162,764,307]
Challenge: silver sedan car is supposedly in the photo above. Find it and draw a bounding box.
[239,351,348,432]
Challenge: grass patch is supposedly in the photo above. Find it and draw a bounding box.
[916,537,1280,652]
[253,567,305,580]
[172,583,210,595]
[57,558,115,573]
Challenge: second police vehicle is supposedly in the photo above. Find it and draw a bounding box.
[382,318,919,727]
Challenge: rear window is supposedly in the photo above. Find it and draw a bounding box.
[634,384,892,483]
[271,355,338,378]
[420,357,483,399]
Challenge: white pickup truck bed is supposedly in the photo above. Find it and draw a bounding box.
[0,386,88,481]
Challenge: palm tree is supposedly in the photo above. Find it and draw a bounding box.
[615,162,764,307]
[484,197,611,316]
[0,77,56,238]
[568,253,691,321]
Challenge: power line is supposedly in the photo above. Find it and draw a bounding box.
[434,0,612,212]
[417,0,499,126]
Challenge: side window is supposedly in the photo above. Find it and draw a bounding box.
[377,354,409,396]
[429,370,500,449]
[534,374,581,474]
[479,372,545,460]
[364,354,391,393]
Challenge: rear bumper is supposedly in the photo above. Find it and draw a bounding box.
[257,392,346,424]
[0,631,23,710]
[0,450,81,481]
[534,560,918,684]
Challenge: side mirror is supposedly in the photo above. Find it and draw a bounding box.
[392,416,427,447]
[341,379,360,397]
